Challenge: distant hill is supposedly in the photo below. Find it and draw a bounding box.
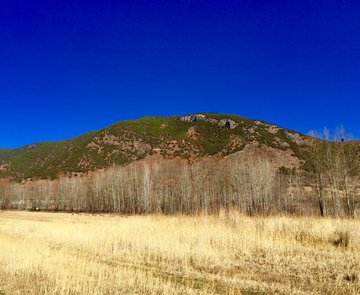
[0,113,310,180]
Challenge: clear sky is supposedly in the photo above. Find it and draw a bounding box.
[1,0,360,148]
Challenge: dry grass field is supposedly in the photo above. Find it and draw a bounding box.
[0,211,359,294]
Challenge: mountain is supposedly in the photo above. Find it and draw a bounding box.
[0,113,309,180]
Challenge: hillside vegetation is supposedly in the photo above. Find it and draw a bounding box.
[0,131,98,179]
[2,113,360,218]
[0,113,307,180]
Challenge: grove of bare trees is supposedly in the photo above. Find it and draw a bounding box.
[1,131,359,217]
[308,127,360,217]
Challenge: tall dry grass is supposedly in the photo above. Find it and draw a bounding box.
[0,210,359,294]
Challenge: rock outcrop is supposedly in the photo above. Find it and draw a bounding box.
[284,131,304,145]
[206,118,219,125]
[226,119,237,130]
[274,136,290,147]
[179,115,192,122]
[178,114,238,130]
[192,114,206,122]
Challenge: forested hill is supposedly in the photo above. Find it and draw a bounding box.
[0,113,309,180]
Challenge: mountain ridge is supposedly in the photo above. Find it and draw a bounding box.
[0,113,309,180]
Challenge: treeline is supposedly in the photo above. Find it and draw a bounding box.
[0,159,355,217]
[308,128,360,217]
[0,135,359,217]
[0,156,301,215]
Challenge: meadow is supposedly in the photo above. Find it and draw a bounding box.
[0,210,359,294]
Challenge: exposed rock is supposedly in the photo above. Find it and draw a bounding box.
[103,133,120,145]
[0,163,10,172]
[227,142,302,170]
[285,131,304,145]
[186,126,200,140]
[218,119,227,127]
[133,140,152,154]
[178,114,238,130]
[178,115,192,122]
[206,118,219,125]
[274,137,290,147]
[192,114,206,122]
[226,119,238,130]
[267,125,279,134]
[86,142,100,149]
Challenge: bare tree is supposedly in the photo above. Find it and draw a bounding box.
[0,181,10,209]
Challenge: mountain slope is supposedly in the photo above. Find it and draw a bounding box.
[0,113,308,180]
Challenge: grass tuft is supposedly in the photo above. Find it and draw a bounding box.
[332,230,350,248]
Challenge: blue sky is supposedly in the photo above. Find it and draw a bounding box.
[1,0,360,148]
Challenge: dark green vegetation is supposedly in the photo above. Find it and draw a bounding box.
[0,131,98,180]
[0,113,307,180]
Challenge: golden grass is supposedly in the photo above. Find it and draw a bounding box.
[0,211,359,294]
